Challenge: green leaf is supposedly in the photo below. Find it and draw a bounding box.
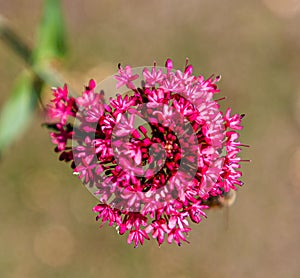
[0,71,43,154]
[33,0,67,65]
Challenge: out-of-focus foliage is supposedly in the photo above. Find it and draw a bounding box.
[0,0,67,155]
[33,0,67,65]
[0,71,40,152]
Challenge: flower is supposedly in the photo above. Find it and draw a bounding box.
[115,65,139,89]
[45,59,247,247]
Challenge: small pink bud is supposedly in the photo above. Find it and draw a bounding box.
[88,79,96,90]
[184,65,193,75]
[165,58,173,70]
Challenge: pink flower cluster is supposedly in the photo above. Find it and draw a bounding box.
[46,59,245,247]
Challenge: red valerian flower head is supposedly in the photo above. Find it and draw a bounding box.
[45,59,247,247]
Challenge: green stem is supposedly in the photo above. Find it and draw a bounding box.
[0,16,33,66]
[0,15,69,90]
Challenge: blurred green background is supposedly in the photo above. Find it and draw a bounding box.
[1,0,300,277]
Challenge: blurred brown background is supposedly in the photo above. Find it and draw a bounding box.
[1,0,300,277]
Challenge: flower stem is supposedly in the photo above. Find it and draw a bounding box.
[0,15,33,66]
[0,15,69,90]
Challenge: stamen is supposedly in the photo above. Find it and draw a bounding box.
[215,97,227,102]
[185,57,189,68]
[240,144,250,148]
[239,159,251,162]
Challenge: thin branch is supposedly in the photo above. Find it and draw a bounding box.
[0,15,71,91]
[0,15,33,66]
